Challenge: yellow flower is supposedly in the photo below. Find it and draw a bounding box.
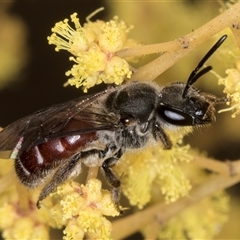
[0,160,58,240]
[66,43,107,89]
[0,187,55,240]
[2,217,49,240]
[48,9,136,92]
[63,219,84,240]
[148,191,229,240]
[50,179,120,240]
[115,130,192,209]
[98,16,130,52]
[103,56,132,85]
[218,59,240,117]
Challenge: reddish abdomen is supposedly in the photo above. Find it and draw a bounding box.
[15,118,98,187]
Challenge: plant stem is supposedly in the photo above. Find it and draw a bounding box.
[0,170,15,194]
[116,1,240,82]
[86,166,99,183]
[111,172,240,239]
[193,155,240,176]
[16,182,32,211]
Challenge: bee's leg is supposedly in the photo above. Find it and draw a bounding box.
[153,123,172,149]
[37,149,104,208]
[37,152,82,208]
[37,148,124,212]
[101,148,124,213]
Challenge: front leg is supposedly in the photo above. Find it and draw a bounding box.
[153,123,172,149]
[101,148,124,213]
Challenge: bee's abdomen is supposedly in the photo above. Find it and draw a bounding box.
[15,132,97,187]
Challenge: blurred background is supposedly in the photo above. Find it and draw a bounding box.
[0,0,239,239]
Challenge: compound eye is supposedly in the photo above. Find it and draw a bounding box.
[121,116,135,126]
[158,104,193,126]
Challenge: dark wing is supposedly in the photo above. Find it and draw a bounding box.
[0,89,120,158]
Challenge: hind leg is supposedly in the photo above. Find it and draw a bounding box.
[37,152,82,208]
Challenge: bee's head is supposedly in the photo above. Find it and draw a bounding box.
[157,35,229,127]
[157,82,228,127]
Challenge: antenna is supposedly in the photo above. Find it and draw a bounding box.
[182,35,227,98]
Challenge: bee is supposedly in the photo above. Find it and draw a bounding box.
[0,35,229,211]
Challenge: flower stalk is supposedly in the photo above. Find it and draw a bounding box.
[112,171,239,239]
[124,1,240,82]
